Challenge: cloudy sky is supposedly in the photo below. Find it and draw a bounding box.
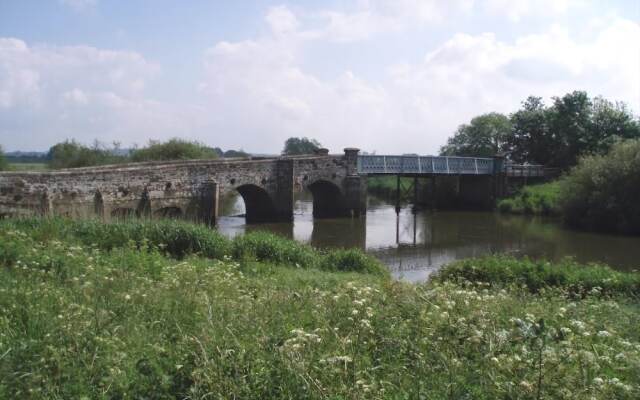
[1,0,639,154]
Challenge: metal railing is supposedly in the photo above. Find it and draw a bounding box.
[357,155,547,177]
[357,155,495,175]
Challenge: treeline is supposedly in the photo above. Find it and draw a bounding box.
[441,91,640,169]
[45,139,249,169]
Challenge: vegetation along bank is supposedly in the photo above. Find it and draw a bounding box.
[1,217,639,398]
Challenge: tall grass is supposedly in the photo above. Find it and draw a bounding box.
[1,222,639,398]
[435,255,640,298]
[0,218,388,276]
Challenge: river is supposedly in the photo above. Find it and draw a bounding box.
[216,192,640,282]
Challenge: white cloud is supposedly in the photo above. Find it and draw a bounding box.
[483,0,579,21]
[0,38,208,149]
[195,12,640,154]
[266,5,300,34]
[1,4,638,155]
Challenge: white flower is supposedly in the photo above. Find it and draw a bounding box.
[597,330,611,338]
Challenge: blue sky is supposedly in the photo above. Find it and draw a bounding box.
[1,0,639,153]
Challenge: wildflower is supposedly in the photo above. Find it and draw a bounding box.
[593,377,604,386]
[597,330,611,338]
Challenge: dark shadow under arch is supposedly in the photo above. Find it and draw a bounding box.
[308,180,348,218]
[153,206,183,219]
[236,184,278,223]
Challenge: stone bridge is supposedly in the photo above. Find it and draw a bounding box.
[0,149,366,224]
[0,149,546,223]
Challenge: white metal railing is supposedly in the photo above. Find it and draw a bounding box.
[357,155,546,177]
[357,155,494,175]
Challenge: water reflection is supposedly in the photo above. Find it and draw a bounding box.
[216,192,640,282]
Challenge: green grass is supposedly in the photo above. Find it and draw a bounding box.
[435,255,640,298]
[1,219,639,398]
[7,163,49,172]
[498,181,561,215]
[1,217,388,276]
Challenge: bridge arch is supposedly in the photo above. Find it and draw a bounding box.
[307,179,348,218]
[236,184,279,223]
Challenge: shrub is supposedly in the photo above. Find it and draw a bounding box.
[232,231,317,267]
[320,248,388,276]
[47,140,127,169]
[131,139,218,162]
[497,182,561,215]
[559,139,640,234]
[435,255,640,297]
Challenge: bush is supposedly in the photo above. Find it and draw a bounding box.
[47,140,127,169]
[560,139,640,234]
[231,231,317,267]
[497,182,561,215]
[320,248,388,276]
[131,139,218,162]
[435,255,640,297]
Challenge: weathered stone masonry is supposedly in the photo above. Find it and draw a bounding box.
[0,149,367,224]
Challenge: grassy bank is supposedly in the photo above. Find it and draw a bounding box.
[1,219,639,398]
[497,181,561,216]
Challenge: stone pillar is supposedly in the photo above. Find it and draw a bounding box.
[274,159,294,222]
[344,147,360,176]
[344,175,367,217]
[198,181,219,226]
[343,148,366,217]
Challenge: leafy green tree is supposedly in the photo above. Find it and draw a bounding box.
[130,139,218,162]
[505,96,556,165]
[440,113,511,157]
[589,97,640,154]
[0,146,8,171]
[282,137,322,155]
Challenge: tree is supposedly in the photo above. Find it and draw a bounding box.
[0,146,8,171]
[130,139,218,162]
[47,140,125,169]
[440,113,511,157]
[505,96,556,165]
[589,97,640,155]
[282,137,322,155]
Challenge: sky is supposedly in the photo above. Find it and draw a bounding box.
[0,0,639,154]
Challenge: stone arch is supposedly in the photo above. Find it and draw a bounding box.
[307,179,348,218]
[153,206,183,219]
[110,207,137,220]
[236,184,278,223]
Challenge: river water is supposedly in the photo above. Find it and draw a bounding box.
[217,192,640,282]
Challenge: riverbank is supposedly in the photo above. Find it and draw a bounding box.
[1,218,639,398]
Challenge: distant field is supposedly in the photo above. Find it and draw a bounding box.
[8,162,48,171]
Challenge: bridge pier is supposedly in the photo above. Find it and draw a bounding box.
[343,148,367,218]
